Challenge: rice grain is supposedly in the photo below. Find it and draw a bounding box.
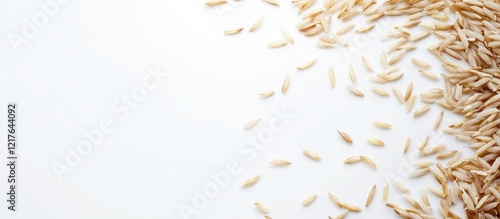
[254,202,269,213]
[347,85,364,97]
[371,86,389,96]
[413,105,431,118]
[297,59,317,70]
[383,183,389,203]
[281,28,294,45]
[329,67,335,88]
[336,23,355,35]
[335,210,349,219]
[224,27,244,35]
[404,82,413,101]
[344,155,361,164]
[418,70,439,80]
[392,179,410,194]
[433,111,444,130]
[205,0,227,6]
[329,193,342,207]
[356,24,375,33]
[303,149,322,161]
[259,90,275,98]
[249,15,265,32]
[392,88,405,103]
[341,202,361,212]
[303,194,317,206]
[388,49,406,65]
[244,118,261,130]
[366,185,376,207]
[411,58,431,68]
[361,56,374,71]
[348,63,357,84]
[263,0,280,6]
[404,137,410,154]
[373,121,392,129]
[268,40,288,48]
[242,174,261,187]
[360,155,377,169]
[269,159,291,166]
[367,137,385,146]
[338,130,353,144]
[281,74,290,93]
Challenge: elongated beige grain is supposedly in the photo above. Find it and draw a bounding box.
[405,94,416,113]
[205,0,227,6]
[316,41,335,48]
[413,105,431,118]
[418,135,429,151]
[380,51,388,69]
[392,179,410,194]
[347,85,364,97]
[384,72,404,82]
[297,59,317,70]
[259,90,275,98]
[341,202,361,212]
[367,137,384,146]
[328,67,335,88]
[282,74,290,93]
[412,31,430,41]
[268,40,288,48]
[361,56,374,72]
[242,174,260,187]
[303,149,322,161]
[332,34,349,46]
[328,193,342,207]
[263,0,280,6]
[418,69,439,80]
[360,155,377,169]
[303,194,317,206]
[254,202,269,213]
[411,58,431,68]
[392,88,405,103]
[366,185,376,207]
[420,188,430,208]
[408,12,424,21]
[388,49,406,65]
[404,82,413,101]
[344,155,361,164]
[373,121,392,129]
[281,28,294,45]
[244,118,261,130]
[356,24,375,33]
[371,86,389,96]
[436,150,458,159]
[336,23,355,35]
[338,131,353,144]
[409,168,429,177]
[348,63,357,84]
[269,159,291,166]
[249,15,265,32]
[224,27,244,35]
[404,137,410,154]
[433,111,444,130]
[383,183,389,203]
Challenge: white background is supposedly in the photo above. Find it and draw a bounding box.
[0,0,473,218]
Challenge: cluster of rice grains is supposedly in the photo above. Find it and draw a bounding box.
[206,0,500,218]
